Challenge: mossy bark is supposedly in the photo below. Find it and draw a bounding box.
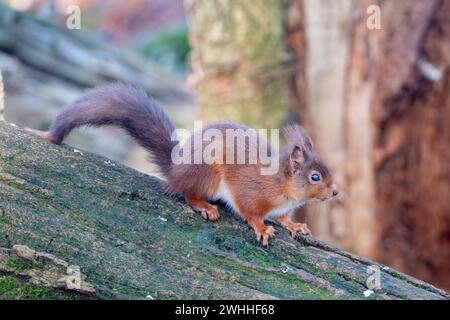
[187,0,295,128]
[0,246,94,300]
[0,70,4,121]
[0,123,448,300]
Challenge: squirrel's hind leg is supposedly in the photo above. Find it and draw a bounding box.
[186,197,220,222]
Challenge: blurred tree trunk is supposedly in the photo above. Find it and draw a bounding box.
[187,0,295,128]
[287,0,357,250]
[290,0,450,290]
[373,0,450,291]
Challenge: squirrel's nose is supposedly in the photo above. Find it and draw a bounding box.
[332,189,339,197]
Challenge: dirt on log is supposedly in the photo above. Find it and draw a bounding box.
[0,123,448,300]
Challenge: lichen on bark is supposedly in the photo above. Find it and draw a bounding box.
[188,0,295,129]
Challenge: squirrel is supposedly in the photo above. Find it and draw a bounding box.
[29,83,338,246]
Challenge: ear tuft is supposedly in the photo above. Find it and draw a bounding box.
[283,124,313,152]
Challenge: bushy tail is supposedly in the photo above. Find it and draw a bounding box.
[40,83,177,177]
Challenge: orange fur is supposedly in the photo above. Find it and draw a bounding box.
[31,84,338,247]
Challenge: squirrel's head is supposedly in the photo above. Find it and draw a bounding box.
[282,125,338,202]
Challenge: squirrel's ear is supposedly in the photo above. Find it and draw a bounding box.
[287,145,307,176]
[283,125,314,152]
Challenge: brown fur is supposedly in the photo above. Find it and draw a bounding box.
[31,83,338,246]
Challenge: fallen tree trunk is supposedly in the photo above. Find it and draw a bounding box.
[0,123,448,300]
[0,3,191,104]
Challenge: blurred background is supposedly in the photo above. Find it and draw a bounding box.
[1,0,449,292]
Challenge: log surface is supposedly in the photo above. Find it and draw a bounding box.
[0,123,448,300]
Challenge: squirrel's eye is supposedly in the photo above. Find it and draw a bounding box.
[310,172,321,183]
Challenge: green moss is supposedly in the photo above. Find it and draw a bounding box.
[20,284,55,300]
[0,276,17,299]
[235,241,280,269]
[197,251,333,300]
[20,284,80,300]
[114,286,147,298]
[0,208,6,223]
[154,290,179,300]
[390,272,402,279]
[5,256,33,273]
[0,275,88,300]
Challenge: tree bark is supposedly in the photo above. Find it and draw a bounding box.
[0,123,448,299]
[373,0,450,290]
[288,0,357,250]
[290,0,450,290]
[187,0,296,128]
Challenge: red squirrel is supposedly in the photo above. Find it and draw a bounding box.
[29,83,338,246]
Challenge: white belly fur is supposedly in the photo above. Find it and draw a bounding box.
[212,179,305,221]
[212,179,239,214]
[265,199,305,221]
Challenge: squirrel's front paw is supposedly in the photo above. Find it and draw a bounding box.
[289,223,312,237]
[255,225,276,247]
